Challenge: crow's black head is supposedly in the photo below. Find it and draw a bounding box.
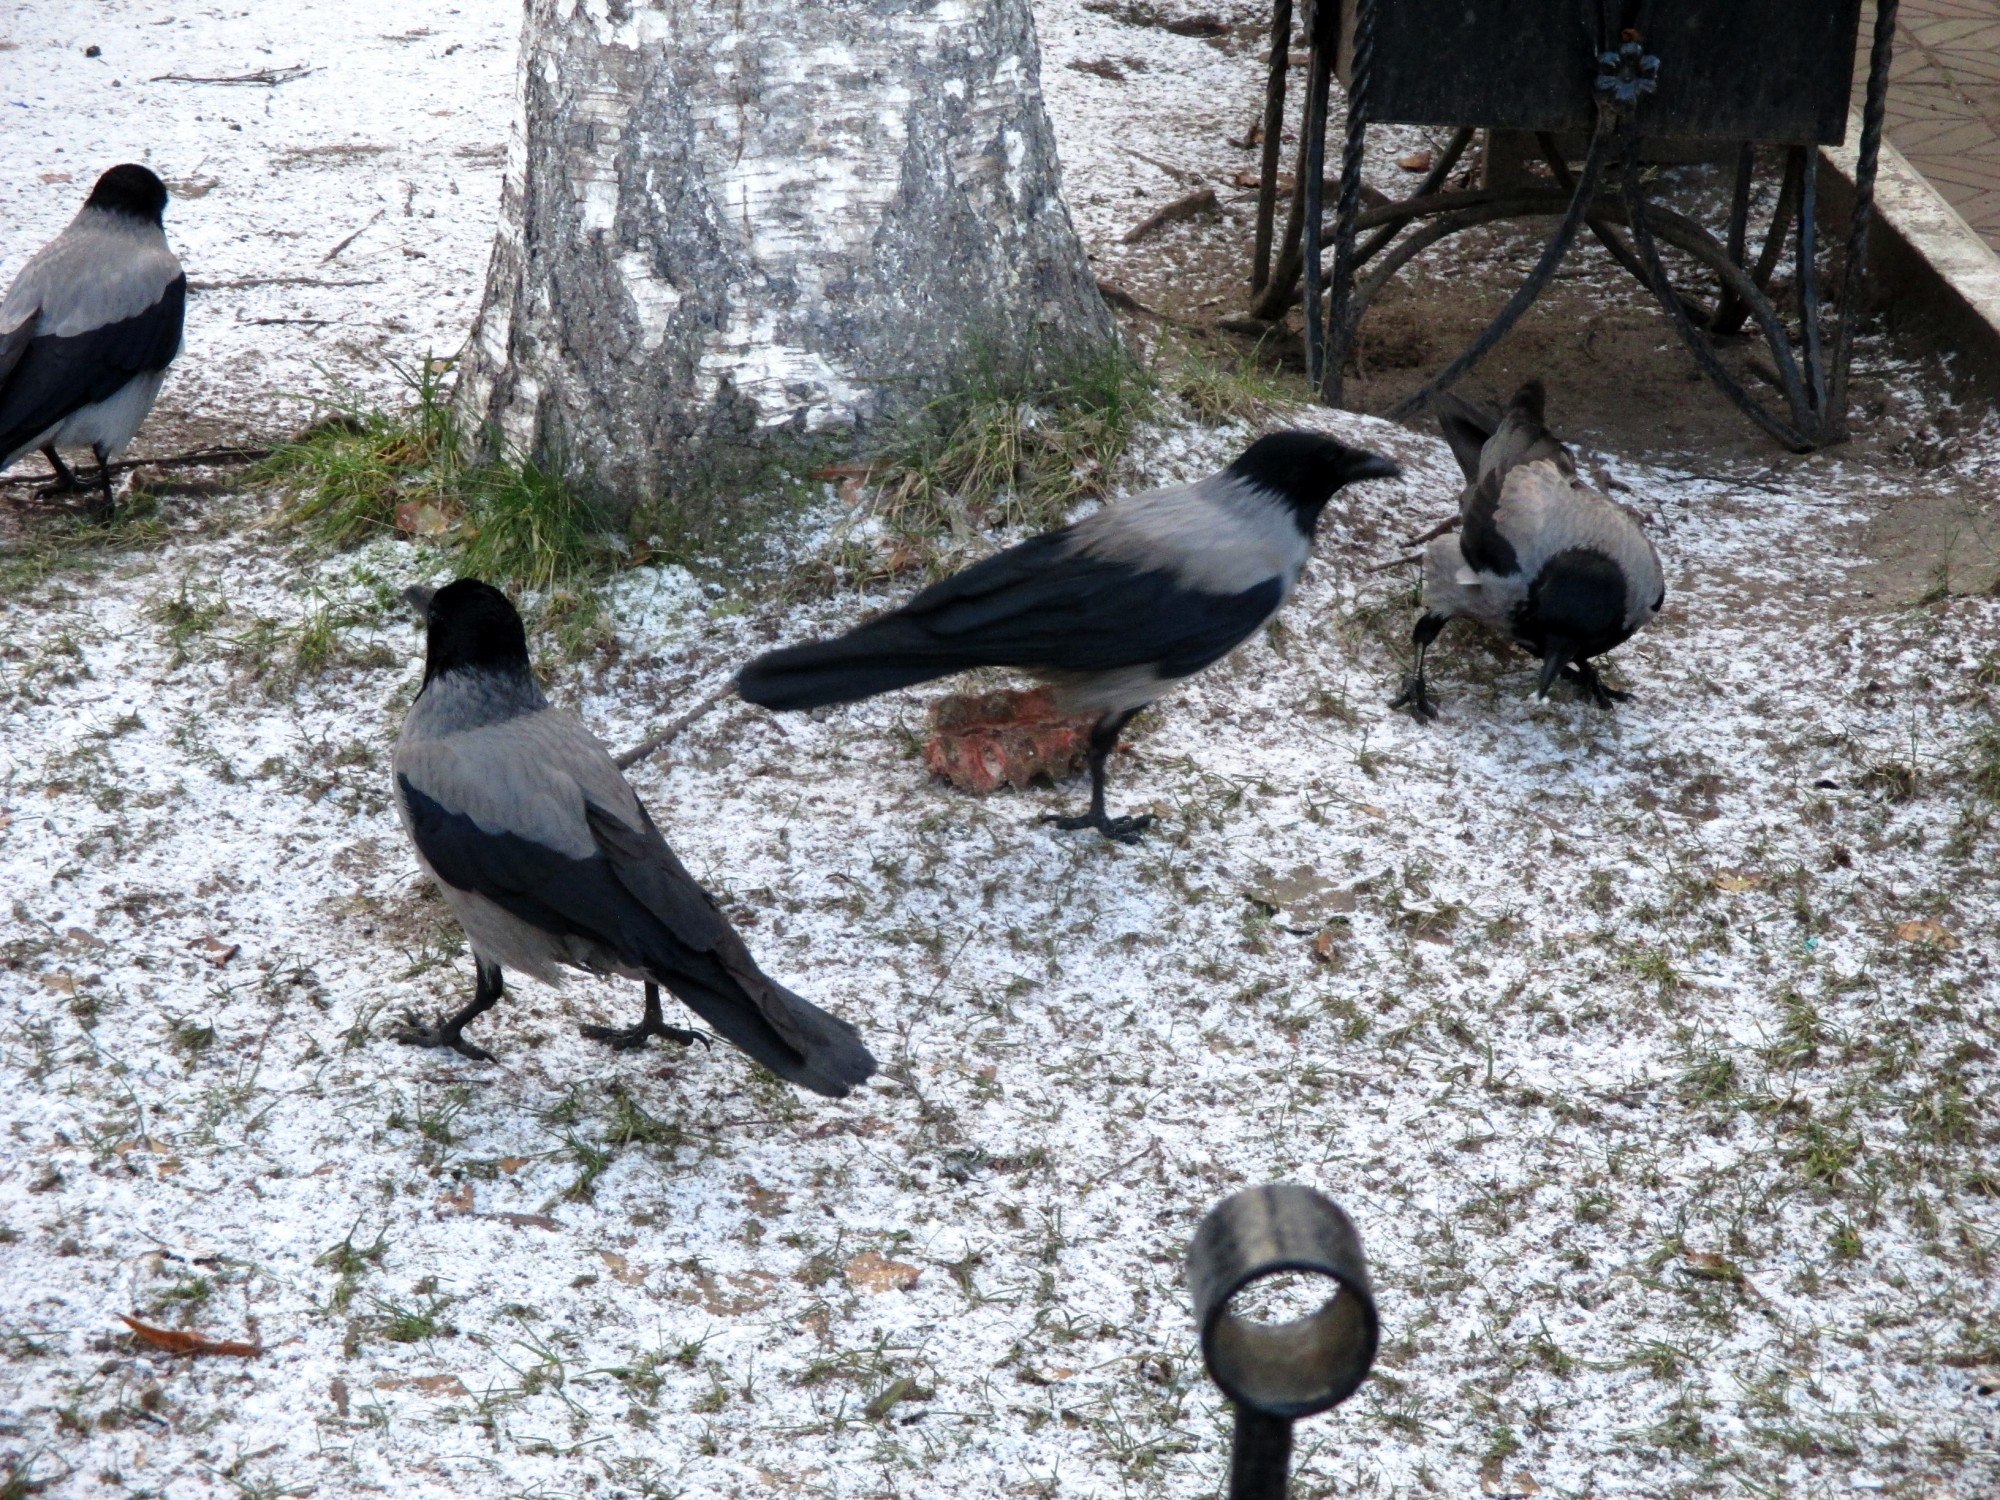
[422,578,531,685]
[86,164,170,225]
[1227,431,1401,533]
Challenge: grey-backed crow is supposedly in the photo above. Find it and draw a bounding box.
[1391,381,1664,721]
[0,164,186,514]
[738,433,1401,842]
[392,580,877,1099]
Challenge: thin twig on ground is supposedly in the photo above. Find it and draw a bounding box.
[613,680,738,770]
[1400,515,1461,548]
[0,445,273,490]
[1121,186,1220,244]
[151,65,315,86]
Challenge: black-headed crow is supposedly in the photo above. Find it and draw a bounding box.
[0,164,186,513]
[738,432,1401,842]
[1392,380,1664,721]
[391,580,877,1099]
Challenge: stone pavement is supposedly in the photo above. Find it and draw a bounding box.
[1862,0,2000,248]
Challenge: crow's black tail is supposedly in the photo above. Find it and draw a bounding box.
[656,950,877,1099]
[736,616,985,711]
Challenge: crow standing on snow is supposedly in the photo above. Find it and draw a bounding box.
[1391,381,1663,721]
[737,433,1401,842]
[391,580,877,1099]
[0,164,186,514]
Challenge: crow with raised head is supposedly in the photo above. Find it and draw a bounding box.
[0,164,186,514]
[391,580,877,1099]
[738,432,1401,842]
[1391,381,1663,721]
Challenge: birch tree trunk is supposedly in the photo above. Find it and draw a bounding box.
[457,0,1116,526]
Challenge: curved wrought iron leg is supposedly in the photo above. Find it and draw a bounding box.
[1382,113,1614,421]
[1251,0,1293,294]
[1300,15,1334,390]
[1795,146,1827,421]
[1619,130,1817,451]
[1322,0,1377,403]
[1829,0,1900,437]
[1357,127,1472,264]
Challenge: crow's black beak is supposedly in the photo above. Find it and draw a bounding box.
[1344,450,1402,484]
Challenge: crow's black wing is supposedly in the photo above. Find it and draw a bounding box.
[0,274,184,458]
[895,535,1285,678]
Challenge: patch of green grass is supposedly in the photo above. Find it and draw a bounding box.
[263,360,457,549]
[263,357,611,597]
[0,495,173,596]
[874,345,1154,539]
[1161,341,1290,426]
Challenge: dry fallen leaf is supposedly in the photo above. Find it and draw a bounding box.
[41,972,77,995]
[438,1183,475,1214]
[739,1174,790,1215]
[494,1156,529,1174]
[1714,872,1763,892]
[691,1268,780,1315]
[1895,918,1957,948]
[1397,150,1434,173]
[923,687,1093,794]
[845,1250,922,1294]
[377,1373,470,1397]
[597,1248,648,1285]
[119,1313,259,1358]
[394,499,453,537]
[1680,1250,1743,1283]
[194,936,240,967]
[1246,864,1358,930]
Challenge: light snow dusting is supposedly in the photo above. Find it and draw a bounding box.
[1,3,1997,1499]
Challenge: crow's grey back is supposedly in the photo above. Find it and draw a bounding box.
[0,208,182,340]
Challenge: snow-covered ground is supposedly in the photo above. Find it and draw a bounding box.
[3,3,1998,1499]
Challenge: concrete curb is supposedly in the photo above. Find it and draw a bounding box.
[1820,109,2000,401]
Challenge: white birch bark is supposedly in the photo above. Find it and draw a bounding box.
[457,0,1115,518]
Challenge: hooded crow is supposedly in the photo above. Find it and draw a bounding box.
[1390,381,1663,721]
[0,164,186,514]
[737,433,1401,842]
[391,580,877,1099]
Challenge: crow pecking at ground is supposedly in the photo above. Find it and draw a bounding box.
[1392,380,1664,721]
[738,432,1400,842]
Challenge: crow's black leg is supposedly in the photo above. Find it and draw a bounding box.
[1390,613,1447,722]
[1561,659,1631,709]
[392,958,503,1062]
[89,444,116,520]
[38,446,80,496]
[580,981,711,1052]
[1044,707,1151,843]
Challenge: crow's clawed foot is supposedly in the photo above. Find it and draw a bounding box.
[579,1019,711,1052]
[1561,663,1632,710]
[1389,674,1439,722]
[1043,810,1155,845]
[390,1012,495,1062]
